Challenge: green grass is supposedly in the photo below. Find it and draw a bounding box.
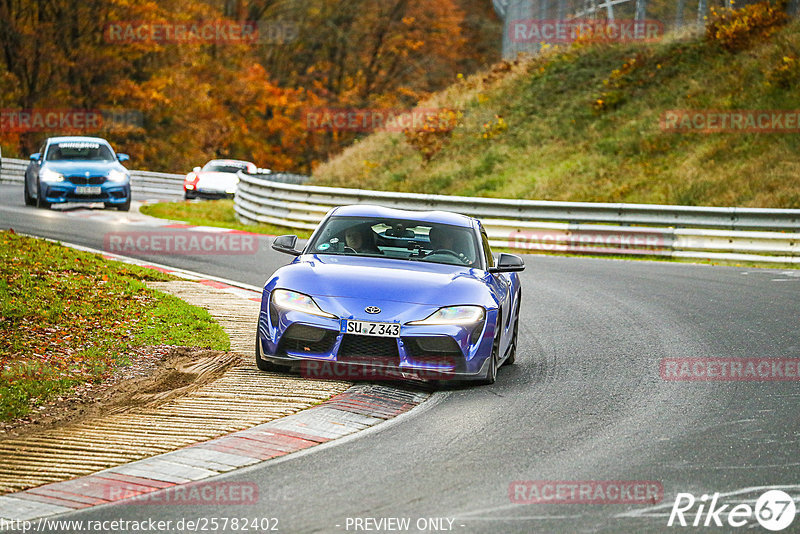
[0,231,229,422]
[311,18,800,209]
[140,200,313,239]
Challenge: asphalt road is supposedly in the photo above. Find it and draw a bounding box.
[1,183,798,533]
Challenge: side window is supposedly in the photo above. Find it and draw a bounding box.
[39,143,47,159]
[481,230,494,269]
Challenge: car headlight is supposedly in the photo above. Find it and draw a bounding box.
[408,306,485,325]
[40,169,64,183]
[271,289,336,319]
[108,169,128,182]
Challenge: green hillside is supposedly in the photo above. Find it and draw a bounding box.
[311,12,800,208]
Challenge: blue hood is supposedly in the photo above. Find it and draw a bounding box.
[266,254,496,312]
[44,160,126,176]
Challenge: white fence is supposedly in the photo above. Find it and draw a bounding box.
[234,173,800,264]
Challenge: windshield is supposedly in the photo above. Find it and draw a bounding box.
[46,141,115,162]
[203,162,250,174]
[307,216,479,268]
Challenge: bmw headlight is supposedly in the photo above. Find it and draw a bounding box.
[40,169,64,183]
[271,289,336,319]
[108,169,128,183]
[408,306,485,325]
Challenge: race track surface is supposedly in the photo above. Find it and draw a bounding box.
[1,184,798,533]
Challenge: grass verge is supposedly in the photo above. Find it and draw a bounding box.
[140,200,314,239]
[0,230,229,422]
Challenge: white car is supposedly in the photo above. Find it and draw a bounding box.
[183,159,256,200]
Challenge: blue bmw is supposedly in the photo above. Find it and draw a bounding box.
[257,205,525,385]
[24,136,132,211]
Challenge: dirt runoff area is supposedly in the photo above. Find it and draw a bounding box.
[0,345,239,441]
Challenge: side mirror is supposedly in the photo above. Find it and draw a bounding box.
[272,235,302,256]
[488,253,525,273]
[193,166,202,173]
[29,153,40,161]
[117,153,129,162]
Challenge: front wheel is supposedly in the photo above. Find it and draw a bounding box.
[255,336,285,372]
[23,181,35,206]
[116,197,131,211]
[36,182,50,209]
[503,299,520,367]
[479,315,501,385]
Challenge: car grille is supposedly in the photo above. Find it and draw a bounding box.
[66,175,107,185]
[338,334,400,364]
[278,325,338,355]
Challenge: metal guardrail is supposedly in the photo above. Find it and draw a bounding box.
[0,158,309,199]
[234,173,800,264]
[0,157,185,198]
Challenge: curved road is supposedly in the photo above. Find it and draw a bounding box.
[1,184,798,533]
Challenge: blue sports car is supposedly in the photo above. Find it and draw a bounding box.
[24,136,131,211]
[257,205,525,385]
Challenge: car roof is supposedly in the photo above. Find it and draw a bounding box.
[330,204,476,228]
[206,159,253,165]
[47,136,111,145]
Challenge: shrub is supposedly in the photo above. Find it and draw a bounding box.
[706,1,789,52]
[765,54,800,88]
[403,108,461,162]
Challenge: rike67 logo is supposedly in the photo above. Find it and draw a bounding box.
[668,490,796,531]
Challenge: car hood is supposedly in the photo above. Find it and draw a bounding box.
[44,160,124,176]
[266,254,495,315]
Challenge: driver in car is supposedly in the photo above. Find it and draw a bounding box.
[344,224,381,254]
[427,226,470,263]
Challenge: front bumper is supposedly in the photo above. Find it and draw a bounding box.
[191,189,235,199]
[257,293,496,383]
[257,339,493,382]
[41,181,130,204]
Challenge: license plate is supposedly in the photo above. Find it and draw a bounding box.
[341,320,400,337]
[75,186,101,195]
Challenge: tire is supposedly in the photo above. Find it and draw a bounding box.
[255,335,284,372]
[23,180,35,206]
[479,314,501,385]
[117,197,131,212]
[503,297,521,367]
[36,181,50,209]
